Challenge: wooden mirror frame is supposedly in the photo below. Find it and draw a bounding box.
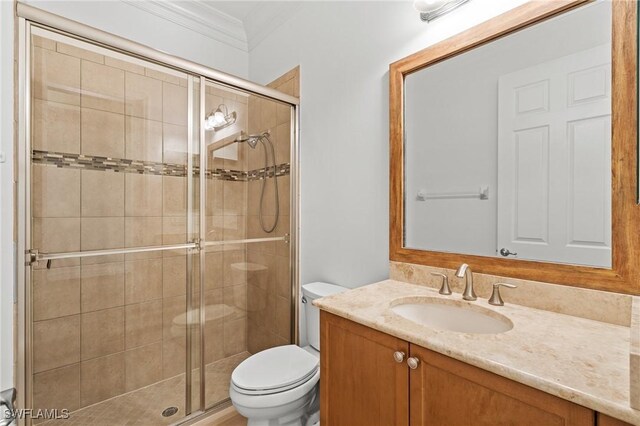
[389,0,640,295]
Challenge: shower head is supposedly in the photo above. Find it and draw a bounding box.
[234,132,267,149]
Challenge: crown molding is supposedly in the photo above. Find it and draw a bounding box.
[123,0,248,51]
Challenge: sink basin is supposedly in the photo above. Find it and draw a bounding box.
[390,297,513,334]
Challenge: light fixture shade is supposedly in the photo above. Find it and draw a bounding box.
[413,0,449,13]
[204,104,237,131]
[414,0,470,22]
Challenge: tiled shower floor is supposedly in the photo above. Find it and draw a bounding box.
[41,352,250,426]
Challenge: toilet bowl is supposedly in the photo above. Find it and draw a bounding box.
[229,282,347,426]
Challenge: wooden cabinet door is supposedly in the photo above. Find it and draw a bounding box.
[597,413,632,426]
[320,311,409,426]
[409,344,594,426]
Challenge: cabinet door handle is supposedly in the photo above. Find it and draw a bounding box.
[407,357,420,370]
[393,351,406,363]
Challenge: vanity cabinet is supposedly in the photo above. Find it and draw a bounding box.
[320,311,409,425]
[320,311,625,426]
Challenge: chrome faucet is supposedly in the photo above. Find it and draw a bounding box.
[455,263,477,301]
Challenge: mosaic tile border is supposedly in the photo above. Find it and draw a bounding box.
[32,150,289,181]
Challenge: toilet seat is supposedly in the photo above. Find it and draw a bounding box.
[231,345,319,396]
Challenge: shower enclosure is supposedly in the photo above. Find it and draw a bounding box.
[16,5,299,425]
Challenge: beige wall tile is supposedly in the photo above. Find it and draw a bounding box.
[125,116,163,162]
[223,181,246,216]
[32,100,80,153]
[125,300,162,348]
[33,315,80,373]
[125,72,162,121]
[33,267,81,321]
[104,56,145,75]
[125,216,162,248]
[81,262,125,313]
[32,35,56,51]
[125,258,162,304]
[204,320,224,364]
[32,166,80,218]
[223,249,246,287]
[81,61,124,114]
[163,216,187,246]
[246,215,275,254]
[275,295,291,339]
[81,307,124,360]
[248,97,261,134]
[163,255,187,298]
[125,174,163,217]
[81,108,125,158]
[145,68,183,86]
[162,337,185,379]
[247,180,261,216]
[162,295,186,341]
[224,284,247,321]
[163,82,188,126]
[163,176,187,216]
[162,123,188,165]
[80,352,125,407]
[246,252,272,292]
[206,178,224,217]
[223,317,246,357]
[205,215,224,242]
[275,121,291,165]
[81,217,124,251]
[32,47,81,106]
[275,255,290,299]
[33,364,80,413]
[205,251,224,291]
[57,42,104,64]
[81,170,124,217]
[261,99,277,131]
[125,342,162,392]
[223,215,246,241]
[277,78,295,97]
[292,76,300,98]
[278,175,291,219]
[32,217,81,258]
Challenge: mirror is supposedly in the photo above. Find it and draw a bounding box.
[403,1,612,268]
[390,0,640,294]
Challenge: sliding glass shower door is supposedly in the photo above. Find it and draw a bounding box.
[201,80,295,409]
[23,20,297,425]
[28,27,201,424]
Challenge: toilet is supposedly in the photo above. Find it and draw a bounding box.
[229,282,347,426]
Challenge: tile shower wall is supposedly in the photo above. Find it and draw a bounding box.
[245,67,299,353]
[29,34,251,415]
[30,30,297,416]
[31,34,189,415]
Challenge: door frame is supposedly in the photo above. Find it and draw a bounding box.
[15,8,301,424]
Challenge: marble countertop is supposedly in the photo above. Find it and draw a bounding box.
[314,279,639,425]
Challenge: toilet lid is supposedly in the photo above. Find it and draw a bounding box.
[231,345,319,392]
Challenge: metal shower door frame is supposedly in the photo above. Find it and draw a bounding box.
[16,6,300,425]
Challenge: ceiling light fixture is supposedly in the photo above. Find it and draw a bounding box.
[204,103,237,131]
[413,0,470,22]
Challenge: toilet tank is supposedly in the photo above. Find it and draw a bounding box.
[302,282,347,351]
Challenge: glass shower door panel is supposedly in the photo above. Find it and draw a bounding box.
[202,79,294,409]
[29,27,200,424]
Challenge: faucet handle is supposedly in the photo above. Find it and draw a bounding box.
[488,283,517,306]
[430,272,452,295]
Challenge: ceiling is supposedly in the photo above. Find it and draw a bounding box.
[125,0,301,52]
